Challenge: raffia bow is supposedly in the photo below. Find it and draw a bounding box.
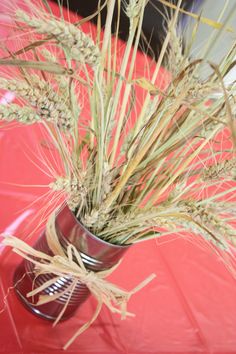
[2,212,156,350]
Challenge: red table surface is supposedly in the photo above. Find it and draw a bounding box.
[0,2,236,354]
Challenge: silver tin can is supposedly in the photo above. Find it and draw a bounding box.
[14,204,129,321]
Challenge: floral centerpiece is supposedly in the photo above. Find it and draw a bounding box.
[1,0,236,350]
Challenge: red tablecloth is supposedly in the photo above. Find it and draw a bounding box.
[0,2,236,353]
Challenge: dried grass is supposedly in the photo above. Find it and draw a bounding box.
[0,0,236,258]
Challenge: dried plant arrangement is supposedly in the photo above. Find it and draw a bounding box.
[1,0,236,268]
[1,0,236,349]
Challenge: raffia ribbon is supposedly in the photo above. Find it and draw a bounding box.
[2,212,156,350]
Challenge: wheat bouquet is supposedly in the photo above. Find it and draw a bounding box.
[1,0,236,349]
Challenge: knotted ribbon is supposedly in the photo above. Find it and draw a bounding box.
[2,212,156,350]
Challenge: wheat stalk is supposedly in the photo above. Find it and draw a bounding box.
[0,104,40,124]
[16,9,100,67]
[178,201,236,249]
[202,158,236,180]
[0,76,75,131]
[49,177,87,211]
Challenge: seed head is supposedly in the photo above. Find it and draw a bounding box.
[0,104,40,124]
[16,10,100,67]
